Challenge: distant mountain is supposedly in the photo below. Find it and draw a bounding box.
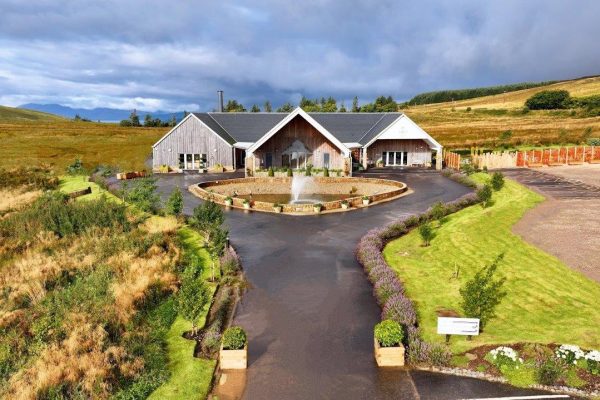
[19,103,185,123]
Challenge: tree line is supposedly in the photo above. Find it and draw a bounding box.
[220,95,399,113]
[120,110,178,127]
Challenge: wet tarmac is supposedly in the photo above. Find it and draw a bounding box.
[154,169,558,400]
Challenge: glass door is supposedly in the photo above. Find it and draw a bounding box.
[385,151,407,166]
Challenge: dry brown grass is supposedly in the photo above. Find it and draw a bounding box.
[7,313,143,400]
[0,188,41,214]
[0,120,167,171]
[111,240,179,323]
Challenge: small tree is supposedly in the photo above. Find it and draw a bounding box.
[190,201,224,234]
[165,187,184,216]
[66,158,85,175]
[477,184,493,207]
[129,110,141,126]
[490,172,505,191]
[250,104,260,112]
[419,223,434,246]
[206,224,228,281]
[263,101,272,112]
[351,96,359,112]
[459,254,507,331]
[175,270,210,335]
[122,177,160,213]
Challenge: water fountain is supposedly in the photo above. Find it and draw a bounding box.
[290,175,315,204]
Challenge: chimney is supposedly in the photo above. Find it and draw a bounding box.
[217,90,224,112]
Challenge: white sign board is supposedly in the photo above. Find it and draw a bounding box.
[437,317,480,336]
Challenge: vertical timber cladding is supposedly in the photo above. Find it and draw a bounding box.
[253,115,345,169]
[367,139,433,166]
[152,116,233,170]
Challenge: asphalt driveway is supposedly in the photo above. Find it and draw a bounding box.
[154,169,555,400]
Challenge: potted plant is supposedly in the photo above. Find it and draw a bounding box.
[313,203,323,213]
[273,203,283,213]
[362,195,370,206]
[374,320,405,367]
[242,199,251,209]
[224,196,233,207]
[220,326,247,370]
[341,199,350,210]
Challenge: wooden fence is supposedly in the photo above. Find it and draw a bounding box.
[443,150,461,170]
[516,146,600,167]
[472,152,518,170]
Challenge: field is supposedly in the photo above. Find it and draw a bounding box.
[0,172,219,399]
[0,105,168,172]
[383,174,600,354]
[405,76,600,148]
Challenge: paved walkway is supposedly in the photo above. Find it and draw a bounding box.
[154,170,554,400]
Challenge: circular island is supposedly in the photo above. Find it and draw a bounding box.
[190,176,409,214]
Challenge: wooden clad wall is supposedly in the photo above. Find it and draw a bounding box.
[253,116,344,169]
[366,139,432,166]
[152,116,233,169]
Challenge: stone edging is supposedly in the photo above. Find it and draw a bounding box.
[189,176,408,215]
[416,366,600,399]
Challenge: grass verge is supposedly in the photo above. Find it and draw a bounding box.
[383,173,600,354]
[148,226,219,399]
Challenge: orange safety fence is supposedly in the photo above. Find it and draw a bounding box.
[516,146,600,167]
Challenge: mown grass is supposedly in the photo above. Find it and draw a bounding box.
[383,174,600,354]
[0,120,167,172]
[58,175,117,201]
[148,226,219,400]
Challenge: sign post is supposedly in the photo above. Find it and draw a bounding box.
[437,317,480,343]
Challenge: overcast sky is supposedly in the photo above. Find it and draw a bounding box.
[1,0,599,112]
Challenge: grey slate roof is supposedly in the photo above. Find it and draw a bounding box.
[193,111,404,146]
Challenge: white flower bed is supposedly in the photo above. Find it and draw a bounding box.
[586,350,600,375]
[489,346,523,368]
[586,350,600,362]
[555,344,585,365]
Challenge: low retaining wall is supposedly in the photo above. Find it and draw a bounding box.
[190,177,408,214]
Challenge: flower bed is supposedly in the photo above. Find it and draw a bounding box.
[355,178,480,366]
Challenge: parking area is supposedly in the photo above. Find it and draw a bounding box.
[505,167,600,283]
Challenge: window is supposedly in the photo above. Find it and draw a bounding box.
[186,154,193,169]
[265,152,273,168]
[193,154,201,169]
[282,154,290,168]
[201,154,207,168]
[323,153,330,169]
[179,154,185,169]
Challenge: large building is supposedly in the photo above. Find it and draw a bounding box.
[152,107,442,176]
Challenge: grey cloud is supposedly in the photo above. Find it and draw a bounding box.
[0,0,599,111]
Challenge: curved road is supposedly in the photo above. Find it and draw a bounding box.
[155,169,555,400]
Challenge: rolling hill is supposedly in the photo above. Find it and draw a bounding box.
[0,105,66,122]
[405,76,600,148]
[19,103,185,122]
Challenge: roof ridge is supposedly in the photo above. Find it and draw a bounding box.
[356,113,391,143]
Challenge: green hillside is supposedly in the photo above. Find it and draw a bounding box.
[0,105,66,122]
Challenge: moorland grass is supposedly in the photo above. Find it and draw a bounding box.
[383,174,600,354]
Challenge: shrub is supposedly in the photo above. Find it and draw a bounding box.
[190,200,224,234]
[382,293,417,327]
[429,343,452,367]
[287,168,293,177]
[66,158,86,175]
[555,344,584,366]
[374,276,403,306]
[466,107,471,112]
[305,165,312,177]
[418,223,434,246]
[488,346,523,369]
[535,356,564,385]
[374,320,403,347]
[323,168,329,177]
[165,187,183,216]
[525,90,571,110]
[406,327,431,365]
[222,326,247,350]
[499,130,513,142]
[429,201,446,225]
[0,166,58,190]
[476,184,493,207]
[122,177,160,213]
[585,350,600,375]
[459,254,507,331]
[220,248,241,276]
[461,163,475,176]
[267,167,274,177]
[491,172,505,191]
[587,138,600,146]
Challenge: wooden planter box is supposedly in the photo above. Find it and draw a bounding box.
[224,199,233,207]
[243,203,251,209]
[362,199,371,206]
[220,344,247,370]
[341,203,350,210]
[374,337,405,367]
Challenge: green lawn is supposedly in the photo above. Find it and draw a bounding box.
[148,226,219,399]
[58,175,121,202]
[383,173,600,354]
